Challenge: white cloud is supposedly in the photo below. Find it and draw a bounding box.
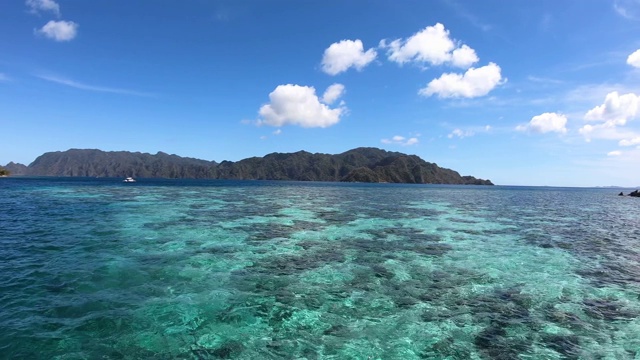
[258,84,346,128]
[321,39,377,75]
[451,45,479,68]
[419,62,503,98]
[608,150,622,156]
[620,137,640,146]
[516,112,568,134]
[578,123,639,142]
[36,20,78,41]
[381,135,419,146]
[321,83,345,104]
[0,73,8,82]
[584,91,639,126]
[627,49,640,68]
[26,0,60,16]
[578,91,640,141]
[381,23,478,68]
[448,128,474,138]
[273,129,282,135]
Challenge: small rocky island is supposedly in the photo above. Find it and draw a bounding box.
[3,147,493,185]
[618,190,640,197]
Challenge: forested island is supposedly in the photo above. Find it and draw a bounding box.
[3,147,493,185]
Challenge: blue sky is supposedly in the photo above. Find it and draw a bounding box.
[2,0,640,186]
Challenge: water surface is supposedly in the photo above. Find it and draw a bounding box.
[1,178,639,359]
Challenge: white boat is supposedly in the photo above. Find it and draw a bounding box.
[123,177,136,183]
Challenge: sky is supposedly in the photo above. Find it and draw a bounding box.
[1,0,640,186]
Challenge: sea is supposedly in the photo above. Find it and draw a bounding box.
[1,177,639,359]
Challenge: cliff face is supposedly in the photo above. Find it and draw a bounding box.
[5,147,493,185]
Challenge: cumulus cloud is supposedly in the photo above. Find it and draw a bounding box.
[619,137,640,146]
[321,83,345,104]
[584,91,639,125]
[26,0,60,16]
[419,62,503,98]
[36,20,78,41]
[451,45,479,68]
[258,84,346,128]
[381,23,478,68]
[607,150,622,156]
[628,49,640,68]
[321,39,377,75]
[381,135,419,146]
[578,92,640,141]
[516,112,568,134]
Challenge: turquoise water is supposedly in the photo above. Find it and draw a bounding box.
[1,178,639,359]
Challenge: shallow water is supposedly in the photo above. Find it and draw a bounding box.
[1,178,639,359]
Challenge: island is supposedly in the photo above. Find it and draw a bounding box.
[3,147,493,185]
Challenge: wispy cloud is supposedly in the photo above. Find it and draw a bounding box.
[614,0,640,20]
[447,125,491,139]
[35,74,155,97]
[442,0,492,32]
[527,75,564,85]
[0,73,9,82]
[26,0,60,17]
[381,135,419,146]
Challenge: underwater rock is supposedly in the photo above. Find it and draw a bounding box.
[583,298,639,320]
[474,325,528,359]
[465,287,534,329]
[544,334,581,360]
[546,309,586,330]
[371,264,394,279]
[322,324,350,337]
[394,296,419,308]
[474,325,506,349]
[420,336,471,359]
[247,248,346,276]
[209,340,244,359]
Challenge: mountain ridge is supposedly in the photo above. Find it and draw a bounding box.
[4,147,493,185]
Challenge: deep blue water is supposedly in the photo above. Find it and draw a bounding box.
[1,177,639,359]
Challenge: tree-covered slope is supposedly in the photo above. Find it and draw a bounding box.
[5,147,493,185]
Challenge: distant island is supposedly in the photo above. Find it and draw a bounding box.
[3,147,493,185]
